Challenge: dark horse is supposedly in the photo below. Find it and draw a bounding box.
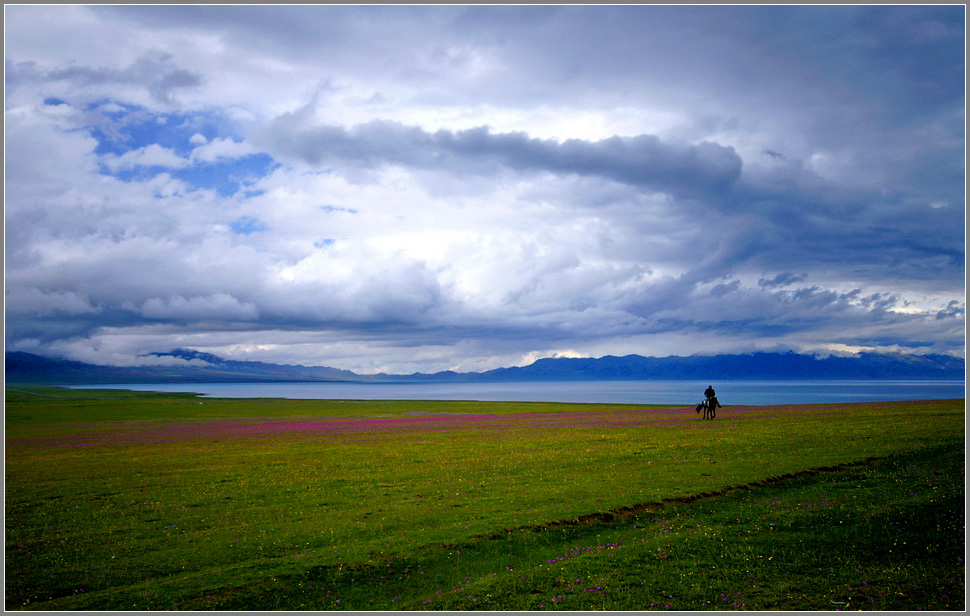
[695,397,719,420]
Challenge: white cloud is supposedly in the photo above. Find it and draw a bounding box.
[189,137,257,163]
[102,143,188,171]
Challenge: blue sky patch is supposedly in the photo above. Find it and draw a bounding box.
[230,216,268,235]
[82,100,278,196]
[171,153,278,197]
[86,100,234,157]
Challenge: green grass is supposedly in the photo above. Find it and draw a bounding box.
[4,387,964,610]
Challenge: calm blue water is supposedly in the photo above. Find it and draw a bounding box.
[69,380,965,406]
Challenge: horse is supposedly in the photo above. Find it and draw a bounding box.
[695,397,718,420]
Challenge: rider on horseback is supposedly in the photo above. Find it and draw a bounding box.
[704,385,720,419]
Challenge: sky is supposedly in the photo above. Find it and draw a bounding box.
[4,5,966,374]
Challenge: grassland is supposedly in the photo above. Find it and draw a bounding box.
[4,386,965,610]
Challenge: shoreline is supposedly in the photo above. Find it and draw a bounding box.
[44,378,966,406]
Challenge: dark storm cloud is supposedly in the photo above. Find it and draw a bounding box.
[255,117,742,200]
[256,110,964,291]
[622,276,963,352]
[7,52,202,104]
[91,6,957,104]
[759,273,806,289]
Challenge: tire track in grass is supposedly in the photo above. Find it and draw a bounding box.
[230,445,961,611]
[492,455,885,538]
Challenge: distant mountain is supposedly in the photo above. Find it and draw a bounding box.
[143,349,360,382]
[4,352,109,384]
[3,349,358,385]
[4,349,965,386]
[469,351,966,381]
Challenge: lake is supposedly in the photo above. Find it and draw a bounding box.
[69,379,966,406]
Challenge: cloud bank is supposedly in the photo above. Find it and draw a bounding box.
[4,5,964,373]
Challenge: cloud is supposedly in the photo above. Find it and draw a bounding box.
[5,286,101,317]
[7,51,203,105]
[255,115,743,200]
[758,273,806,289]
[139,293,260,321]
[3,5,964,372]
[101,143,188,172]
[190,137,258,163]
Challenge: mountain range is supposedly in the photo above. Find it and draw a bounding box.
[4,349,965,385]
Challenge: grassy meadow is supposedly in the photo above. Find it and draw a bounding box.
[4,386,965,610]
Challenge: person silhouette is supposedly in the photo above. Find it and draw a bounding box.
[703,385,720,418]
